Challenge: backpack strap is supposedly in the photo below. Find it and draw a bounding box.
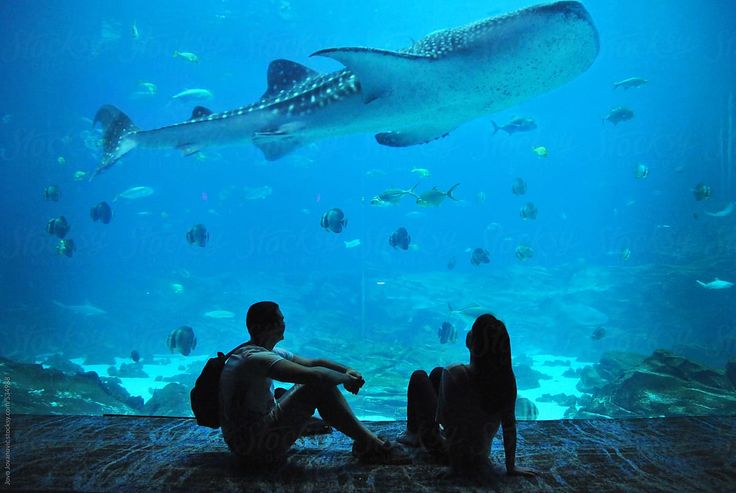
[223,341,251,359]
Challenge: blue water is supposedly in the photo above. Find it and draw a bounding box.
[1,1,734,418]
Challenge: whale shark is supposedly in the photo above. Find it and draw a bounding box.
[92,1,599,176]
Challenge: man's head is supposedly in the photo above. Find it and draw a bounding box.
[246,301,285,340]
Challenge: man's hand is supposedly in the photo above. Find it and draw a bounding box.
[343,369,365,394]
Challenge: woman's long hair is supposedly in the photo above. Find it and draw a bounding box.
[466,314,517,415]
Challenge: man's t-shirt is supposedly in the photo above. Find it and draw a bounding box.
[219,344,294,441]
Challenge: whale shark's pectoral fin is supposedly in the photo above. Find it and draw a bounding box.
[253,125,305,161]
[177,143,202,156]
[376,125,454,147]
[311,47,433,103]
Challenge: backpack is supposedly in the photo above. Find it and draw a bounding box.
[190,342,249,428]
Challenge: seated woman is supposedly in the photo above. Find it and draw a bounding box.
[398,313,536,478]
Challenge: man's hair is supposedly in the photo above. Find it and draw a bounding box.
[246,301,280,337]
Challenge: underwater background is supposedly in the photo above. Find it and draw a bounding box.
[1,0,734,421]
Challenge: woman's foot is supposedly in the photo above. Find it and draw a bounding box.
[352,438,412,465]
[396,431,420,447]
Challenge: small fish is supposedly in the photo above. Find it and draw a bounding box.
[410,167,431,177]
[704,202,734,217]
[512,177,528,195]
[55,239,75,257]
[371,184,418,206]
[186,224,209,247]
[173,50,199,63]
[90,201,112,224]
[603,106,634,125]
[172,88,213,102]
[44,185,61,202]
[476,191,486,204]
[492,116,537,135]
[320,208,347,233]
[612,77,648,90]
[204,310,235,319]
[344,239,361,248]
[470,248,490,266]
[57,156,66,166]
[52,300,106,316]
[130,350,141,363]
[416,183,459,207]
[438,321,456,344]
[131,20,140,40]
[114,186,154,201]
[532,146,548,158]
[240,185,272,201]
[138,81,157,93]
[591,326,606,341]
[448,302,488,319]
[696,278,733,290]
[388,227,411,250]
[166,326,197,356]
[633,163,649,179]
[447,257,456,270]
[73,170,88,181]
[515,244,534,261]
[692,183,711,201]
[170,283,184,294]
[620,247,631,261]
[364,168,386,177]
[520,202,538,220]
[47,216,70,238]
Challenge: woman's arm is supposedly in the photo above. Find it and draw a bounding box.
[501,407,536,477]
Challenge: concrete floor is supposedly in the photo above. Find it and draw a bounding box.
[7,414,736,492]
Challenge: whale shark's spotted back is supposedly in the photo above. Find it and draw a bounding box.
[93,1,599,174]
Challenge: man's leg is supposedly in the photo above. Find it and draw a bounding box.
[278,383,381,448]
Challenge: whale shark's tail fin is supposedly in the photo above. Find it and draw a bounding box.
[92,105,139,179]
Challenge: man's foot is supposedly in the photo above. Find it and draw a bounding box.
[352,439,412,465]
[396,431,420,447]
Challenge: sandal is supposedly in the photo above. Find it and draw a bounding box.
[352,439,412,465]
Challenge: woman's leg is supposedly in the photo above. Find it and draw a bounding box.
[406,369,444,451]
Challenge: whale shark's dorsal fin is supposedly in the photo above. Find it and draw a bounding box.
[191,106,213,119]
[262,59,319,99]
[311,47,432,103]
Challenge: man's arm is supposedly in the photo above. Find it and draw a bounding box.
[292,355,348,373]
[268,358,353,387]
[289,355,364,393]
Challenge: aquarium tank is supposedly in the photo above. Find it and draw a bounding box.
[1,0,734,422]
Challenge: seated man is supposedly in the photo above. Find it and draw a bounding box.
[219,301,409,465]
